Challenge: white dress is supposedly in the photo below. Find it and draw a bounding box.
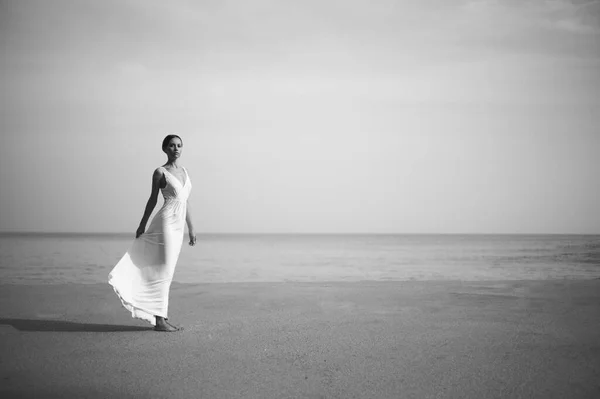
[108,166,192,325]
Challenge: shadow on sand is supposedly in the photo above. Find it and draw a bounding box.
[0,318,151,332]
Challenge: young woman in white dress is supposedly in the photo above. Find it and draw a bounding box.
[109,135,196,332]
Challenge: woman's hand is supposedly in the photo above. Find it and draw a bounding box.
[135,226,145,238]
[189,231,197,246]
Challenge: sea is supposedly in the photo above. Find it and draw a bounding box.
[0,233,599,285]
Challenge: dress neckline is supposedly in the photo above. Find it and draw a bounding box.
[162,167,187,188]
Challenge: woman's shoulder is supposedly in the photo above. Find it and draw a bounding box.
[153,165,188,175]
[153,166,166,178]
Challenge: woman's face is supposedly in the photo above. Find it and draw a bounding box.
[164,138,183,159]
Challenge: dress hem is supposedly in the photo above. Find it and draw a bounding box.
[108,279,167,326]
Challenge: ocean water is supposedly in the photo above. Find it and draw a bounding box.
[0,233,599,285]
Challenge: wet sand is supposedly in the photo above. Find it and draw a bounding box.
[1,280,599,398]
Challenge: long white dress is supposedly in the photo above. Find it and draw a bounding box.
[108,166,192,325]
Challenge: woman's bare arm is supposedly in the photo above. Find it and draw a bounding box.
[136,168,163,238]
[186,200,196,245]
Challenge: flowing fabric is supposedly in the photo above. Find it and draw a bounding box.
[108,167,192,325]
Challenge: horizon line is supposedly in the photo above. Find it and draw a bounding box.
[0,231,598,236]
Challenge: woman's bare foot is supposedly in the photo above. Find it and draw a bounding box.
[154,323,178,332]
[166,320,183,331]
[154,316,180,332]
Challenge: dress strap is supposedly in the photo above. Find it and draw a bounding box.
[158,167,169,185]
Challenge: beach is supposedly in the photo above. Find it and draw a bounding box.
[1,279,599,398]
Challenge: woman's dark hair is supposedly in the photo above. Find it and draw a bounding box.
[162,134,183,151]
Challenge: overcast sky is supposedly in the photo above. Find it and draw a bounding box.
[1,0,599,234]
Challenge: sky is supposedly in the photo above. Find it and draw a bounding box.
[0,0,599,234]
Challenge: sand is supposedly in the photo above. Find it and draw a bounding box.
[1,280,599,398]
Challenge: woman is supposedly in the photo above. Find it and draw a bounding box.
[109,134,196,332]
